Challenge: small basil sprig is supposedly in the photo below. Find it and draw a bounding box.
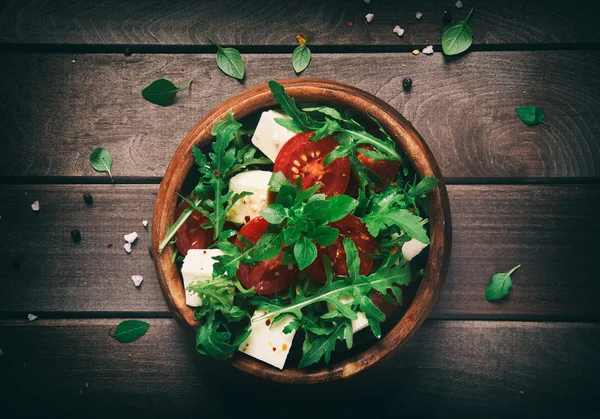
[142,78,192,106]
[209,35,245,80]
[292,35,312,74]
[442,7,474,56]
[256,173,358,270]
[516,106,549,127]
[90,147,113,180]
[109,320,150,343]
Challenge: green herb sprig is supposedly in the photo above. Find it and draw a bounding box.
[292,35,312,74]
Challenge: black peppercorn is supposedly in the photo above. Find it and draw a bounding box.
[402,77,413,91]
[443,9,452,24]
[124,47,132,56]
[148,246,153,259]
[83,192,93,205]
[71,229,81,243]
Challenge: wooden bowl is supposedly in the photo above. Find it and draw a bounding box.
[152,79,452,383]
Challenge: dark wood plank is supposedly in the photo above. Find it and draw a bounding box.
[1,0,599,47]
[1,51,599,178]
[1,184,598,319]
[0,319,597,418]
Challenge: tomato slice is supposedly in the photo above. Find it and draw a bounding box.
[306,214,376,283]
[235,216,299,295]
[356,144,401,189]
[371,287,404,319]
[273,132,350,197]
[175,197,215,256]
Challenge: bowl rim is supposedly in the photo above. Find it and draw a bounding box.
[152,78,452,384]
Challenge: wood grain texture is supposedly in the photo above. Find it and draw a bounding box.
[1,0,599,46]
[0,52,599,178]
[0,319,598,418]
[1,184,598,319]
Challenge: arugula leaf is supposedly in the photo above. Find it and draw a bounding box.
[209,36,245,80]
[408,176,439,198]
[90,148,113,180]
[274,118,306,133]
[268,80,322,132]
[516,106,549,127]
[109,320,150,343]
[294,236,318,270]
[196,315,250,359]
[486,265,521,301]
[142,78,192,106]
[442,7,474,56]
[363,208,429,243]
[292,43,312,74]
[343,238,360,283]
[251,233,282,261]
[298,322,345,368]
[300,105,345,121]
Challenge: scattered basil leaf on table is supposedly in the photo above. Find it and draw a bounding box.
[516,106,549,127]
[109,320,150,343]
[142,78,192,106]
[292,37,312,74]
[441,7,474,56]
[486,265,521,301]
[209,35,245,80]
[89,147,114,180]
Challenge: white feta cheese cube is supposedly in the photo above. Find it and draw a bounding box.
[226,170,272,225]
[250,110,296,161]
[326,295,369,334]
[181,249,223,307]
[238,310,297,370]
[402,238,428,261]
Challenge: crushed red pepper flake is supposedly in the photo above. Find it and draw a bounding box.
[348,21,353,26]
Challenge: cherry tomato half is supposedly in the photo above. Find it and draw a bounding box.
[274,132,350,197]
[235,216,299,295]
[306,214,376,283]
[371,287,405,319]
[175,197,215,256]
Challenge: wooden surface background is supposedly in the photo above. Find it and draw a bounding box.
[0,0,598,418]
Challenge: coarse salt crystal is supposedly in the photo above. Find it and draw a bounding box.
[393,25,405,37]
[124,232,138,243]
[363,0,371,4]
[131,275,143,287]
[456,1,463,9]
[142,220,148,228]
[365,13,374,23]
[28,313,38,322]
[416,11,423,19]
[31,201,40,211]
[422,45,434,55]
[124,243,132,253]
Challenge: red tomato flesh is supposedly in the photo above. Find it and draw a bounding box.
[356,144,401,185]
[175,197,215,256]
[306,214,376,283]
[273,132,350,197]
[235,216,299,295]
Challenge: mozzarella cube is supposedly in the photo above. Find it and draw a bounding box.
[402,238,428,262]
[326,294,369,334]
[226,170,272,225]
[250,110,296,161]
[238,310,297,370]
[181,249,223,307]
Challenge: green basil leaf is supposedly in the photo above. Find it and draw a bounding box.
[486,265,521,301]
[442,7,474,56]
[142,78,192,106]
[516,106,549,127]
[90,147,114,180]
[251,233,282,261]
[303,200,330,220]
[294,236,318,270]
[296,183,322,203]
[210,37,245,80]
[408,176,439,198]
[109,320,150,343]
[281,247,297,265]
[260,204,287,224]
[292,43,312,74]
[269,171,290,192]
[311,226,339,246]
[325,195,358,222]
[283,225,301,246]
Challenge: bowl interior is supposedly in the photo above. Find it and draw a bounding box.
[151,79,452,383]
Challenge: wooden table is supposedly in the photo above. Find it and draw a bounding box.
[1,1,599,417]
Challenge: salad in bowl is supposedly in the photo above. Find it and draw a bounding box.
[156,80,443,374]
